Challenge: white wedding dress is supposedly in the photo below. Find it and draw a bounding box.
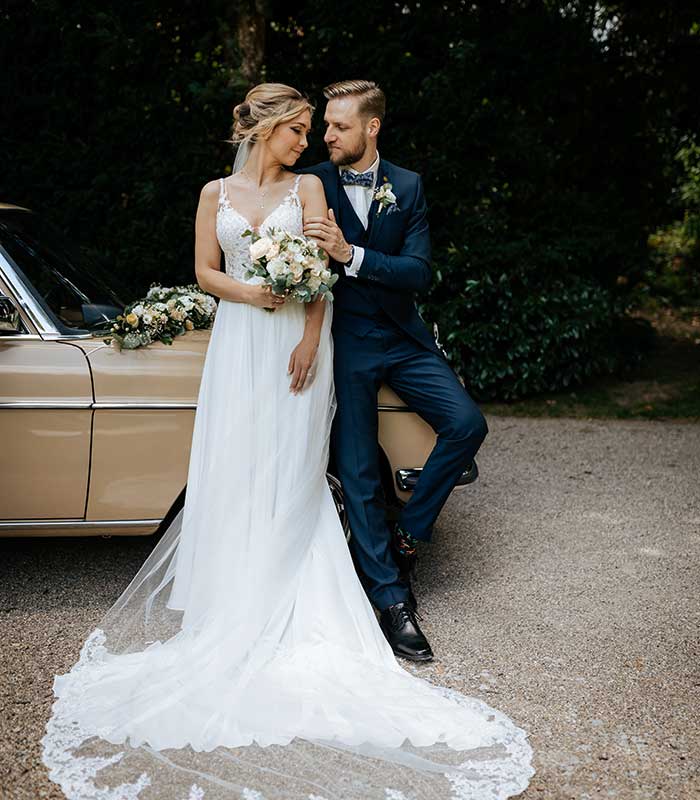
[41,175,534,800]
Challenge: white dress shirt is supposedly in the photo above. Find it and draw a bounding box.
[338,152,380,277]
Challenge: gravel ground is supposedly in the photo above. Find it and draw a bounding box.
[1,416,699,799]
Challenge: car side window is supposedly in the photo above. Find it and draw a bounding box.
[0,211,125,334]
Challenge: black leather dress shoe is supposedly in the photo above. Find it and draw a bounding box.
[379,601,434,662]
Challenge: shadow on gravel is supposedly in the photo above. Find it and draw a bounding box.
[0,536,156,612]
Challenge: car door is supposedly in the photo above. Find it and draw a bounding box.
[0,277,92,521]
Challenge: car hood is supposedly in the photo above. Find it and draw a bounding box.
[68,329,212,405]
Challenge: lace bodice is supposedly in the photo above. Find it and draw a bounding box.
[216,174,303,281]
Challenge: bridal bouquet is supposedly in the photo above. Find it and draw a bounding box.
[243,227,338,311]
[105,284,217,350]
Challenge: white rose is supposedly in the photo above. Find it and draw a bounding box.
[250,236,274,261]
[291,263,304,281]
[307,274,322,292]
[132,303,145,317]
[267,257,288,278]
[384,189,397,203]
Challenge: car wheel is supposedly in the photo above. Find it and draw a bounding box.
[326,472,351,542]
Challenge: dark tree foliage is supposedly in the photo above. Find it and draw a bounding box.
[2,1,698,398]
[1,0,242,295]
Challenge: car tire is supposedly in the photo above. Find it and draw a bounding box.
[326,472,351,542]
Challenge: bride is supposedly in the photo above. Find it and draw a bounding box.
[41,83,534,800]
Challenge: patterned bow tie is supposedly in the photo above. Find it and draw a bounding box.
[340,169,375,188]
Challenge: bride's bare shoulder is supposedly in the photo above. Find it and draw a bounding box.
[298,173,325,201]
[298,173,323,190]
[198,179,221,203]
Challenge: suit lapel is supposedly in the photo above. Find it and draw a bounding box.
[335,170,370,238]
[335,169,373,245]
[331,157,394,245]
[367,158,390,247]
[321,162,341,220]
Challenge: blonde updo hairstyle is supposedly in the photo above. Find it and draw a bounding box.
[229,83,314,147]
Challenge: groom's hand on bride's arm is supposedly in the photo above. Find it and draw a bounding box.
[304,210,353,265]
[305,179,433,294]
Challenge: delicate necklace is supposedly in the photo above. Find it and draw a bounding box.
[241,169,273,210]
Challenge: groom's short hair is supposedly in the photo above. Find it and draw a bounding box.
[323,80,385,122]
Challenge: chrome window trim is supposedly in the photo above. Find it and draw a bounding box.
[0,330,97,342]
[377,405,411,412]
[46,331,97,341]
[0,250,59,336]
[0,247,102,341]
[0,519,161,530]
[0,333,44,341]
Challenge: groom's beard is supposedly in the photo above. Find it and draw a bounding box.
[328,135,368,167]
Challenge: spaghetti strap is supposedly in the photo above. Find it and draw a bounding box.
[218,177,226,205]
[287,173,303,208]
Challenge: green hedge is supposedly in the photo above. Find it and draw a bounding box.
[2,1,699,400]
[424,259,625,400]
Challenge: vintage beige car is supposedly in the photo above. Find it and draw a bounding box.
[0,202,475,538]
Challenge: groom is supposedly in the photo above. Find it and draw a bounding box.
[300,80,487,661]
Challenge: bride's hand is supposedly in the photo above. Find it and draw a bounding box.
[288,335,319,394]
[246,284,285,310]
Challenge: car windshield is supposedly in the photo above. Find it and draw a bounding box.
[0,209,127,334]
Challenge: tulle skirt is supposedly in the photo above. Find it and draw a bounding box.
[42,297,534,799]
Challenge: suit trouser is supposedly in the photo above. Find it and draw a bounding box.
[331,319,488,611]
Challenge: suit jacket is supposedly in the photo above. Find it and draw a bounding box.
[298,158,439,354]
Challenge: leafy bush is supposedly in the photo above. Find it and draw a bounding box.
[422,257,634,401]
[639,221,700,306]
[635,137,700,307]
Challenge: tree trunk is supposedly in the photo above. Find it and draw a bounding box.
[236,0,267,86]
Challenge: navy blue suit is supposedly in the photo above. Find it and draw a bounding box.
[300,158,487,610]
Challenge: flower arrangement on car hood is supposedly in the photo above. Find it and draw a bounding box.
[243,227,338,311]
[105,284,217,350]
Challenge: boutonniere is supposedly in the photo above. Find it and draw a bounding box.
[373,177,399,216]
